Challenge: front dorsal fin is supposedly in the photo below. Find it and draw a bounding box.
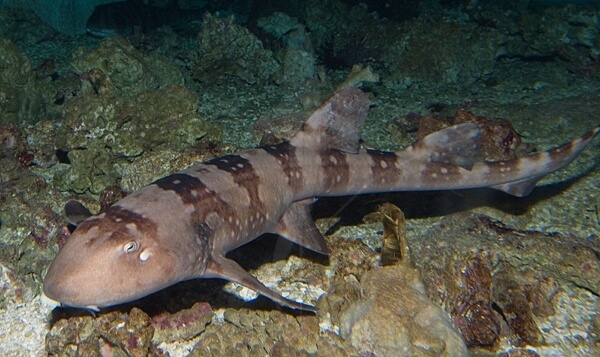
[64,200,93,226]
[290,88,369,153]
[270,199,330,255]
[398,123,482,170]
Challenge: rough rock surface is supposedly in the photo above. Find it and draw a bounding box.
[71,37,184,99]
[339,264,468,356]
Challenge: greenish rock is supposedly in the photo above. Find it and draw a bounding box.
[52,84,215,193]
[71,36,184,98]
[257,12,299,39]
[275,49,317,85]
[191,14,280,85]
[384,21,503,87]
[0,39,51,124]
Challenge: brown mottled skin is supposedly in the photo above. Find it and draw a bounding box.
[43,88,599,312]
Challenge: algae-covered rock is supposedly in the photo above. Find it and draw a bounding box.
[257,12,300,40]
[152,302,213,343]
[46,308,156,356]
[53,84,216,193]
[188,309,327,357]
[71,36,184,98]
[416,213,600,349]
[191,14,280,85]
[0,39,50,124]
[384,21,504,87]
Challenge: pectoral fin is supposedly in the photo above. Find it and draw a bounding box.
[270,199,330,255]
[205,254,317,312]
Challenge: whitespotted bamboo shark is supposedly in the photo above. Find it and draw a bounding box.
[43,88,599,312]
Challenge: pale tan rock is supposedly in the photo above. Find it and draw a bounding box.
[340,264,468,357]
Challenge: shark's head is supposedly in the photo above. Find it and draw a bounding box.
[43,203,183,310]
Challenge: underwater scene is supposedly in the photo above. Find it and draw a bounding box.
[0,0,599,356]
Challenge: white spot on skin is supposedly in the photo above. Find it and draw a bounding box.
[139,249,151,261]
[440,167,448,174]
[191,190,198,197]
[380,160,388,169]
[185,205,196,214]
[173,179,181,184]
[237,163,244,168]
[336,175,341,183]
[330,155,338,165]
[431,173,438,178]
[228,216,233,223]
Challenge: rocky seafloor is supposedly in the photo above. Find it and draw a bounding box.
[0,1,599,356]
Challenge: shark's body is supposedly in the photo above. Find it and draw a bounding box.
[43,88,599,312]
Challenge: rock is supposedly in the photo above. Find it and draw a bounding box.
[339,264,469,356]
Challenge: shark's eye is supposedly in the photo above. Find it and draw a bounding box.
[123,241,139,254]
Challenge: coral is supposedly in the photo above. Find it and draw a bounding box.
[383,21,504,87]
[152,302,213,343]
[304,0,349,49]
[187,309,332,356]
[415,212,600,349]
[46,307,156,356]
[71,36,184,98]
[0,39,53,124]
[190,14,280,85]
[49,84,217,193]
[256,12,300,39]
[276,48,317,85]
[0,262,37,308]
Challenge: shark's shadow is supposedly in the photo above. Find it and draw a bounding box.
[314,174,592,232]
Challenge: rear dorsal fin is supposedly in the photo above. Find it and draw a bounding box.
[397,123,482,170]
[290,88,369,153]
